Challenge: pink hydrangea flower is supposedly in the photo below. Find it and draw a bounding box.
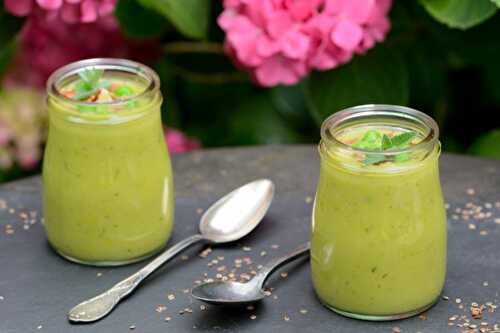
[3,12,160,88]
[164,128,201,154]
[4,0,116,24]
[218,0,392,87]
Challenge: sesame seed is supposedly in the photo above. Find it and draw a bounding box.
[167,294,175,301]
[466,188,475,195]
[283,314,290,321]
[392,326,401,333]
[299,309,308,314]
[456,298,462,304]
[250,315,257,320]
[129,325,136,330]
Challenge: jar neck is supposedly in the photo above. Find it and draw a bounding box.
[319,105,440,173]
[46,58,161,125]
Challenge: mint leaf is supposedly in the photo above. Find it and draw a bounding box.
[391,132,417,148]
[352,130,418,166]
[354,129,383,150]
[78,69,103,86]
[73,68,105,101]
[382,134,392,150]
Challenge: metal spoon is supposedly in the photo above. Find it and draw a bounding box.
[68,179,275,323]
[191,242,309,306]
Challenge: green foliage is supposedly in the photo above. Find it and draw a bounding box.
[468,129,500,159]
[305,46,409,124]
[419,0,497,29]
[137,0,210,39]
[0,2,23,79]
[115,0,170,38]
[0,40,16,78]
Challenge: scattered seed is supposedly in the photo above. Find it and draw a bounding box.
[167,294,175,301]
[260,251,267,256]
[392,326,401,333]
[271,244,279,249]
[442,295,449,300]
[196,208,203,215]
[456,298,462,304]
[181,255,189,261]
[242,246,251,252]
[97,272,102,277]
[283,314,290,321]
[129,325,136,330]
[280,272,288,278]
[37,325,42,330]
[305,196,313,203]
[299,309,308,315]
[480,230,488,236]
[483,281,489,287]
[469,224,477,230]
[250,315,257,320]
[164,316,171,322]
[199,247,212,258]
[200,305,206,311]
[466,188,475,195]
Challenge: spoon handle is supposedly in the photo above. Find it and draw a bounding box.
[255,242,310,289]
[68,234,204,322]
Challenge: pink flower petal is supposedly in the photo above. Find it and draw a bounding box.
[281,30,310,60]
[325,0,375,24]
[36,0,63,10]
[266,10,293,39]
[4,0,33,16]
[331,20,363,51]
[60,3,80,23]
[255,56,302,87]
[80,0,98,23]
[256,36,280,57]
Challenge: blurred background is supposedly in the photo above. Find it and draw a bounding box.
[0,0,499,183]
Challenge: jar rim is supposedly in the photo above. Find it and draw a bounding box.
[320,104,439,157]
[46,58,160,107]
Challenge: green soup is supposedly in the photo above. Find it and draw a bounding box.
[43,59,174,266]
[311,105,447,320]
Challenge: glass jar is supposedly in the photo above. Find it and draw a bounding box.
[43,58,174,266]
[311,104,447,320]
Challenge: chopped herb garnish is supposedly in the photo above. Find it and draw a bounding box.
[114,85,134,97]
[73,68,110,101]
[353,130,418,165]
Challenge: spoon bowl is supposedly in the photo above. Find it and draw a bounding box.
[191,243,310,306]
[200,179,274,243]
[191,281,265,305]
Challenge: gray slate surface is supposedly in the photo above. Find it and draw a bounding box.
[0,145,499,333]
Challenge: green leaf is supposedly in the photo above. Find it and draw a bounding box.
[467,129,500,159]
[382,134,392,150]
[137,0,210,39]
[0,4,23,80]
[419,0,497,29]
[0,40,16,79]
[390,132,417,147]
[354,129,383,150]
[78,68,103,86]
[305,46,409,124]
[115,0,170,38]
[491,0,500,7]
